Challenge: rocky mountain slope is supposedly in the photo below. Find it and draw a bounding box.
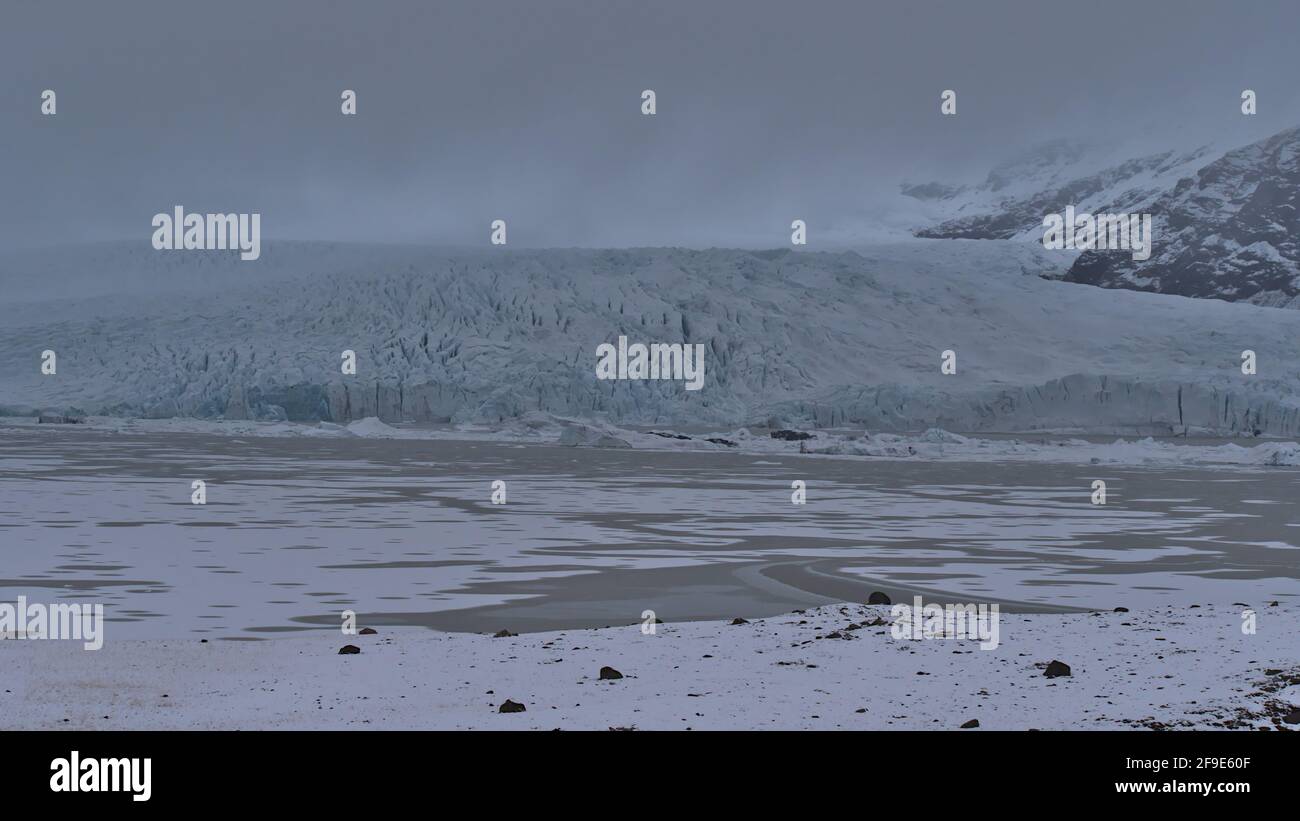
[910,126,1300,309]
[1065,127,1300,308]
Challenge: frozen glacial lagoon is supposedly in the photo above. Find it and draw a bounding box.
[1,425,1297,639]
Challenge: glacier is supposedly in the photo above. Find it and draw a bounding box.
[4,239,1300,435]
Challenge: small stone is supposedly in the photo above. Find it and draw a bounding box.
[730,617,749,625]
[599,666,623,680]
[358,627,378,635]
[499,699,526,713]
[338,644,361,655]
[1282,710,1300,725]
[960,719,980,729]
[867,591,891,605]
[1043,660,1071,678]
[493,629,517,638]
[1113,607,1129,613]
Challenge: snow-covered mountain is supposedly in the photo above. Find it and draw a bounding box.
[5,240,1300,435]
[908,141,1214,241]
[910,126,1300,310]
[1065,127,1300,308]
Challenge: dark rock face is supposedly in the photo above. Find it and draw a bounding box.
[338,645,361,655]
[960,719,980,729]
[1065,127,1300,307]
[867,591,892,605]
[499,699,526,713]
[599,666,623,680]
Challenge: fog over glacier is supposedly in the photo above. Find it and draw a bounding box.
[2,0,1299,250]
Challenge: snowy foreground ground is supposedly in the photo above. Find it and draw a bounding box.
[3,604,1296,730]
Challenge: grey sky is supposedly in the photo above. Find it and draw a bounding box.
[2,0,1298,249]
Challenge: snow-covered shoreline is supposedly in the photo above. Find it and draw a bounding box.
[3,603,1295,730]
[7,412,1300,469]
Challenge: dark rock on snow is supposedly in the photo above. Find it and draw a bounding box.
[1043,660,1072,678]
[770,429,814,441]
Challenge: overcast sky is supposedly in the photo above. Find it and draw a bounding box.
[2,0,1298,249]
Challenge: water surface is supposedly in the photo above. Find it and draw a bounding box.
[1,426,1297,637]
